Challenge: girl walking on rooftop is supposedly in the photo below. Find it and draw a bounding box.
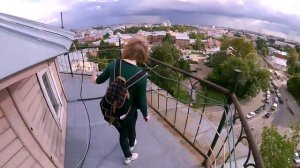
[92,37,150,165]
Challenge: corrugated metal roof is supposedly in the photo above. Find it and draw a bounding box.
[0,13,74,81]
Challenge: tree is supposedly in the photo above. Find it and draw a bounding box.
[287,74,300,105]
[210,51,230,68]
[189,32,205,39]
[207,37,268,98]
[261,47,269,56]
[149,42,190,100]
[192,38,205,50]
[287,48,300,75]
[260,126,297,168]
[256,38,267,51]
[287,48,299,66]
[87,41,120,70]
[207,57,270,98]
[103,33,110,39]
[288,63,300,75]
[260,124,300,168]
[163,33,174,43]
[221,37,256,60]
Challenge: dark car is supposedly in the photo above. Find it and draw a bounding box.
[265,112,272,118]
[255,107,263,114]
[261,104,267,110]
[278,97,284,104]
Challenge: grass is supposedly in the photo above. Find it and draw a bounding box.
[192,89,226,108]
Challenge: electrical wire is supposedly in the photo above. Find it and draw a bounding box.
[73,45,92,168]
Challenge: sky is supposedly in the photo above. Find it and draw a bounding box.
[1,0,300,42]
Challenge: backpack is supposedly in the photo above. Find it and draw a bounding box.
[100,59,146,126]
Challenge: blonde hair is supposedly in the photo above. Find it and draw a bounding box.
[122,37,149,63]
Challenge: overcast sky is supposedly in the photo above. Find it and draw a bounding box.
[2,0,300,41]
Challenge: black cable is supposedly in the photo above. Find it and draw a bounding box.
[75,49,92,168]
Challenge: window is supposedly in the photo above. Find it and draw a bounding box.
[38,68,63,127]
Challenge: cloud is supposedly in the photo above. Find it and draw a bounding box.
[2,0,300,41]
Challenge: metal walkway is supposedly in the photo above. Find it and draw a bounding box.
[62,74,202,168]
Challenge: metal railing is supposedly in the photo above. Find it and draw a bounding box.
[56,46,264,168]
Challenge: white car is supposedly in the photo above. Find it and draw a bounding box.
[277,93,282,98]
[271,103,278,110]
[246,112,256,119]
[294,152,300,164]
[274,97,278,103]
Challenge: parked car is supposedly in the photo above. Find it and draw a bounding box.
[246,112,256,119]
[255,107,263,114]
[274,97,278,103]
[279,97,284,104]
[294,151,300,164]
[265,112,272,118]
[275,89,279,94]
[261,104,267,110]
[270,89,275,93]
[271,80,275,85]
[265,98,271,104]
[271,103,278,110]
[266,90,270,95]
[266,94,271,99]
[277,93,282,98]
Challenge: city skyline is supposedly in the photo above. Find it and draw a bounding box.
[2,0,300,41]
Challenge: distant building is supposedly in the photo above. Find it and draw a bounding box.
[71,60,98,73]
[266,56,287,70]
[275,40,295,48]
[147,31,167,44]
[172,32,190,49]
[204,38,221,54]
[268,47,288,60]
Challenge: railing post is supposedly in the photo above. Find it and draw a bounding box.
[206,69,241,159]
[204,158,211,168]
[174,75,182,125]
[119,38,122,58]
[67,53,73,77]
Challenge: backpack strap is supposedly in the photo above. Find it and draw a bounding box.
[114,59,122,82]
[126,70,147,88]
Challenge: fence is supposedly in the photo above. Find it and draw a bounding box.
[56,46,264,168]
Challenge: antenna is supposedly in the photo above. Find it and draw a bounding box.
[60,12,64,29]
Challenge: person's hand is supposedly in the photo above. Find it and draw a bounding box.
[144,114,150,122]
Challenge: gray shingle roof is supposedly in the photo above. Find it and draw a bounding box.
[0,13,74,80]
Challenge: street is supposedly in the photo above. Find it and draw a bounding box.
[246,69,300,149]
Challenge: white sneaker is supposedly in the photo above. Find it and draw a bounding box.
[129,139,137,152]
[124,153,138,165]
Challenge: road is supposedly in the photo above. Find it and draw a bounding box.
[245,68,300,150]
